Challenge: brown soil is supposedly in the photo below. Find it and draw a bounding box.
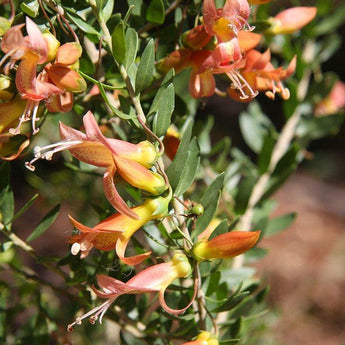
[255,172,345,345]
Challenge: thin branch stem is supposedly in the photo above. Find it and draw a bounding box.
[232,107,302,269]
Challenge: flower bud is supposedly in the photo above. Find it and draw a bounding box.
[265,7,317,35]
[192,230,261,261]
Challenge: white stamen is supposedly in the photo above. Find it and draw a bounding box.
[25,140,82,171]
[67,299,113,331]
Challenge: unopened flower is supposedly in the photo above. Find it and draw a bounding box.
[192,229,260,261]
[26,111,166,218]
[265,7,317,35]
[182,331,218,345]
[314,81,345,117]
[69,194,171,264]
[67,253,193,331]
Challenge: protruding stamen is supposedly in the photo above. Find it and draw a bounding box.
[67,300,113,330]
[31,103,40,135]
[25,140,82,171]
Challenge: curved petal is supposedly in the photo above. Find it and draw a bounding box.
[158,280,197,315]
[203,0,217,35]
[189,71,216,98]
[25,17,48,64]
[103,165,141,219]
[59,121,87,141]
[115,234,152,266]
[68,215,103,233]
[15,57,42,100]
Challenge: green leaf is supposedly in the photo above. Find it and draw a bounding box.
[312,5,345,36]
[123,28,138,70]
[205,271,221,296]
[239,103,273,153]
[265,213,296,236]
[257,133,275,174]
[193,173,225,238]
[20,0,39,17]
[27,205,60,242]
[212,291,250,312]
[66,13,101,37]
[101,0,114,23]
[166,118,193,189]
[174,138,200,196]
[9,194,39,224]
[112,21,126,64]
[152,83,175,137]
[234,175,257,214]
[1,189,14,228]
[146,0,165,24]
[135,39,155,94]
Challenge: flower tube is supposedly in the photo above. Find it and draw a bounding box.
[69,193,171,264]
[67,253,193,331]
[26,111,166,219]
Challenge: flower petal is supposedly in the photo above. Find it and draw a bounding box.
[25,17,48,64]
[103,165,141,219]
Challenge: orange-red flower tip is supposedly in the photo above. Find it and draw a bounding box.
[192,230,261,261]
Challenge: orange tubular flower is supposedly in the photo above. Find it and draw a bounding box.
[26,111,166,219]
[67,253,193,331]
[0,18,86,134]
[192,228,261,261]
[182,332,219,345]
[228,49,296,101]
[265,7,317,35]
[69,194,171,264]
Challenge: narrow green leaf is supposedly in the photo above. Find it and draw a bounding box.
[20,0,39,17]
[123,28,138,70]
[239,112,265,153]
[27,204,60,242]
[146,0,165,24]
[1,189,14,227]
[205,271,221,296]
[257,133,275,174]
[234,175,257,215]
[166,118,193,189]
[193,173,225,238]
[135,39,155,94]
[112,21,126,64]
[174,138,200,196]
[9,194,39,224]
[152,83,175,137]
[265,213,296,236]
[101,0,114,23]
[66,13,101,37]
[212,291,250,312]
